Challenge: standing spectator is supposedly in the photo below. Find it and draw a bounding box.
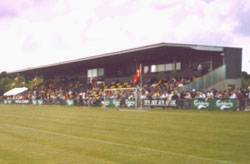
[195,91,206,99]
[179,91,186,109]
[197,64,202,71]
[229,91,237,99]
[247,87,250,106]
[242,88,249,101]
[237,90,245,111]
[191,89,196,99]
[171,90,179,108]
[215,91,223,99]
[184,91,192,109]
[207,89,214,99]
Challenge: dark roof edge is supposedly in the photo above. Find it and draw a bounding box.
[8,42,242,74]
[8,43,167,74]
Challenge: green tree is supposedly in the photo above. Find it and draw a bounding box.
[0,76,12,95]
[10,74,26,89]
[0,71,8,79]
[0,72,44,96]
[26,76,44,90]
[242,71,250,88]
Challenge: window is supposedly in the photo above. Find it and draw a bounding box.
[150,62,181,73]
[176,62,181,70]
[158,64,165,72]
[165,63,173,71]
[151,65,157,73]
[144,66,149,73]
[87,68,104,78]
[87,70,93,78]
[98,68,104,76]
[92,69,97,77]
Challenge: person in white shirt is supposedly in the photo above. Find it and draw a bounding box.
[215,91,223,99]
[184,92,192,99]
[195,91,206,99]
[207,89,214,99]
[160,92,169,100]
[199,92,206,99]
[197,64,202,71]
[141,93,147,100]
[229,91,237,99]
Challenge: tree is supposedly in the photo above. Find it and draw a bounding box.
[0,71,12,95]
[26,76,43,90]
[10,74,26,89]
[242,71,250,88]
[0,72,44,96]
[0,76,12,95]
[0,71,7,79]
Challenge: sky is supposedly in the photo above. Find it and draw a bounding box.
[0,0,250,73]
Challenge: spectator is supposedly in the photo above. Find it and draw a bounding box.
[207,89,214,99]
[229,91,237,99]
[237,90,245,111]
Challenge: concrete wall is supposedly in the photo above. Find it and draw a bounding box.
[209,79,242,91]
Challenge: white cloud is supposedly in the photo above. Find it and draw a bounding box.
[0,0,249,73]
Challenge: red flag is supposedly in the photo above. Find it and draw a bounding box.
[133,65,141,84]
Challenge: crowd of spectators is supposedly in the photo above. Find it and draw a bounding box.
[5,77,83,104]
[141,87,249,101]
[1,75,250,110]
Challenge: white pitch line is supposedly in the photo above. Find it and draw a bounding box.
[4,124,235,164]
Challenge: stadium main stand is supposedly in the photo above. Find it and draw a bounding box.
[2,43,247,110]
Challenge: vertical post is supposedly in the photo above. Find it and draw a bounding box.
[197,79,199,91]
[135,88,138,110]
[174,60,176,71]
[104,89,106,110]
[210,56,213,72]
[204,76,206,89]
[139,64,142,109]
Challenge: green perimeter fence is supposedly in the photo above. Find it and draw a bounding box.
[1,98,238,111]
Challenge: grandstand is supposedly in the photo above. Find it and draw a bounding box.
[5,42,243,109]
[8,42,242,90]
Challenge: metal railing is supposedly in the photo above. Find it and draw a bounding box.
[181,65,226,91]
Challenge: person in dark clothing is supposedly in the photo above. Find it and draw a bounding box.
[79,95,83,106]
[172,91,179,100]
[191,89,196,99]
[237,90,245,111]
[242,88,249,100]
[171,91,179,109]
[179,91,186,109]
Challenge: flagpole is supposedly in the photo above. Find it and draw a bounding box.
[139,64,142,109]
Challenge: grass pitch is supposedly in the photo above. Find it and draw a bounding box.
[0,105,250,164]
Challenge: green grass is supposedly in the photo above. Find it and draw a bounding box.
[0,104,250,164]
